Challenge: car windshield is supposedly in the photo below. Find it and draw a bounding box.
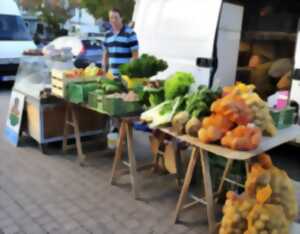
[82,40,102,49]
[0,14,31,41]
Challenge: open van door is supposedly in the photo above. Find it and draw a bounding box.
[133,0,243,88]
[290,20,300,119]
[290,19,300,142]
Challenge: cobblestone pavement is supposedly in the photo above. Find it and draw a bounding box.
[0,88,299,234]
[0,89,211,234]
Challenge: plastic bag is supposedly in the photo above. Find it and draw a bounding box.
[245,154,298,221]
[219,192,255,234]
[245,204,290,234]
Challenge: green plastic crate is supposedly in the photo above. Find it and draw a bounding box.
[102,96,143,117]
[67,82,99,104]
[270,106,295,129]
[88,90,105,112]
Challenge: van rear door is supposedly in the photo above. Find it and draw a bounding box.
[290,20,300,123]
[133,0,223,87]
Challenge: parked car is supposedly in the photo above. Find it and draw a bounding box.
[43,36,103,68]
[0,0,36,82]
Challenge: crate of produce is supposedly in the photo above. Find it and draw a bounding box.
[102,92,143,117]
[67,82,99,104]
[88,89,104,111]
[51,69,99,98]
[270,106,295,129]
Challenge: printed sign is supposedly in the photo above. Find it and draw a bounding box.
[4,90,25,146]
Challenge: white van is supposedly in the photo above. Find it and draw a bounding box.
[132,0,243,88]
[0,0,36,81]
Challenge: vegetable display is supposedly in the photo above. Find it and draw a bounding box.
[170,86,221,135]
[140,97,183,128]
[245,154,298,221]
[185,86,222,118]
[221,125,262,151]
[98,78,125,94]
[219,192,255,234]
[210,93,253,125]
[219,154,298,234]
[143,81,165,107]
[225,83,277,136]
[119,54,168,78]
[164,72,194,100]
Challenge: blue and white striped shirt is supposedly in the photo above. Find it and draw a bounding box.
[103,25,139,78]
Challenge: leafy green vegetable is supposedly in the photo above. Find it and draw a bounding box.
[149,93,164,107]
[164,72,194,100]
[140,97,183,128]
[119,54,168,78]
[98,78,125,94]
[143,85,165,108]
[185,86,221,118]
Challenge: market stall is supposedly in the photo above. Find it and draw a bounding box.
[48,53,300,234]
[8,51,108,151]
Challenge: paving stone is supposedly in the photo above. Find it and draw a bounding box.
[0,88,297,234]
[0,218,14,229]
[2,225,20,234]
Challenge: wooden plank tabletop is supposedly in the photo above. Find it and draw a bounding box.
[159,125,300,160]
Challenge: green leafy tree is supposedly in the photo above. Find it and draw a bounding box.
[20,0,72,37]
[80,0,135,22]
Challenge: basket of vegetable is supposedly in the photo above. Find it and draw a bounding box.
[88,89,105,111]
[102,91,143,117]
[67,81,99,104]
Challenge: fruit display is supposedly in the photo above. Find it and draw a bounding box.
[219,154,298,234]
[64,64,104,79]
[221,125,262,151]
[219,192,255,234]
[83,63,104,77]
[64,68,83,78]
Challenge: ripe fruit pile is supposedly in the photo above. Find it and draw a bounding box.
[219,154,298,234]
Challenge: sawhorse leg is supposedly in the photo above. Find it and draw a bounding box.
[110,120,140,199]
[173,147,216,234]
[62,103,86,165]
[216,159,251,198]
